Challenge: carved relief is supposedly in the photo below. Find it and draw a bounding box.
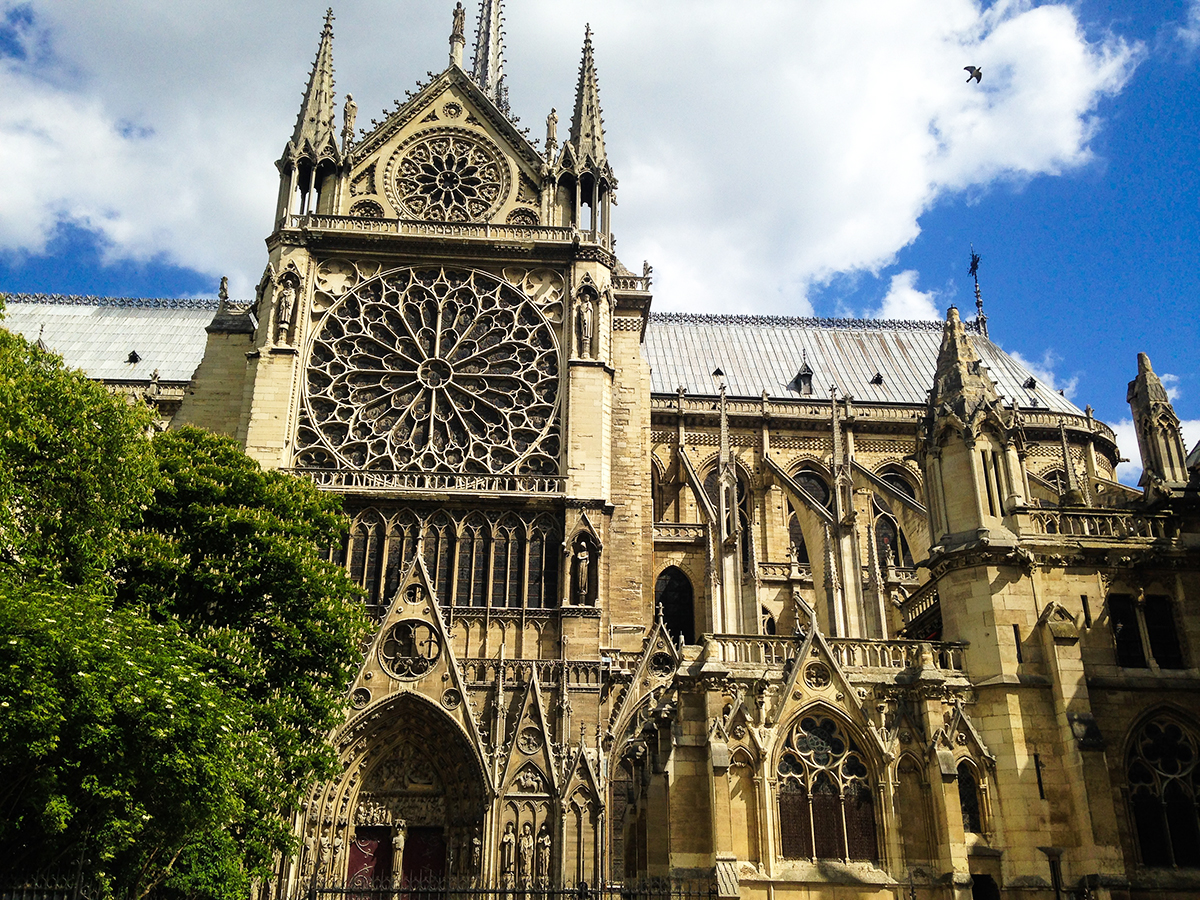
[350,162,376,196]
[501,267,564,323]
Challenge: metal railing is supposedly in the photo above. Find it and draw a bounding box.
[306,877,714,900]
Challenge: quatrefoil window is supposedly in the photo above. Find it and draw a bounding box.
[379,621,441,679]
[387,129,508,222]
[296,267,561,475]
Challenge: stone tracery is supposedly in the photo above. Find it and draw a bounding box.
[297,267,560,475]
[387,129,508,222]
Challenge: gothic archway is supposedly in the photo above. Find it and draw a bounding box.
[304,693,489,886]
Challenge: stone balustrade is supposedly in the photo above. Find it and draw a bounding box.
[284,213,614,251]
[653,523,706,542]
[705,634,966,674]
[1020,509,1172,540]
[286,467,565,497]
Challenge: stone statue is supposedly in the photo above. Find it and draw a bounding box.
[471,834,482,872]
[452,3,465,40]
[317,835,330,875]
[218,275,229,303]
[275,279,296,344]
[519,822,535,881]
[500,821,517,878]
[342,93,358,147]
[535,823,551,884]
[392,819,407,865]
[576,294,593,358]
[575,545,590,604]
[545,107,558,154]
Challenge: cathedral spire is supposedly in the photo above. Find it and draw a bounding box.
[288,9,338,160]
[929,306,999,422]
[1127,351,1191,492]
[471,0,509,113]
[567,25,607,168]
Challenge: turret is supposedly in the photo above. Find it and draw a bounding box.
[274,9,342,224]
[920,307,1024,547]
[554,27,616,239]
[1127,352,1191,497]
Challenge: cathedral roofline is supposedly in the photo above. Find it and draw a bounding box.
[3,293,223,310]
[649,311,985,333]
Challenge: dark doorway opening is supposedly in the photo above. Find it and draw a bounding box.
[403,826,448,880]
[655,567,695,645]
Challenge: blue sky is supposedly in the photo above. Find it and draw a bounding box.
[0,0,1196,478]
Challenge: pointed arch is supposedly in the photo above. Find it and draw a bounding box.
[895,753,934,864]
[350,509,386,607]
[1125,709,1200,867]
[385,510,422,601]
[456,512,490,607]
[423,511,457,607]
[491,513,525,608]
[526,513,561,609]
[774,707,880,861]
[654,566,695,645]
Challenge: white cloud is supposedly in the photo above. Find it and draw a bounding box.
[1009,349,1080,400]
[1160,372,1182,402]
[1180,0,1200,49]
[0,1,1141,304]
[1110,418,1200,486]
[868,269,941,320]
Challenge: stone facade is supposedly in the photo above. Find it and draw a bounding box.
[17,3,1200,899]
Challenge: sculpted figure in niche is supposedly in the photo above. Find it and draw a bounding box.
[275,278,297,344]
[471,834,482,872]
[500,822,517,880]
[536,823,552,884]
[519,822,535,881]
[545,108,558,155]
[576,293,594,359]
[575,545,590,605]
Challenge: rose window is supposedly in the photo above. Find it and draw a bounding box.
[379,621,441,679]
[387,129,507,222]
[295,267,561,475]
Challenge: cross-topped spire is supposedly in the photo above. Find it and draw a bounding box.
[471,0,509,114]
[288,8,338,160]
[567,25,607,168]
[969,245,988,338]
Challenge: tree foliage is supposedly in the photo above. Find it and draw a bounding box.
[0,319,368,897]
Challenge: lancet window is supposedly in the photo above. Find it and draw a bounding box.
[873,495,914,568]
[957,762,984,834]
[344,509,561,612]
[703,466,752,569]
[777,714,878,861]
[1128,716,1200,867]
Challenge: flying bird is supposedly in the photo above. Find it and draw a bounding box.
[964,66,982,83]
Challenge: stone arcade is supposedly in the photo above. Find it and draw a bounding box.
[6,4,1200,899]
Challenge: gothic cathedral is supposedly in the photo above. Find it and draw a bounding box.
[12,3,1200,899]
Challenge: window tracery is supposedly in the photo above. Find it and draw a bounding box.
[957,761,984,834]
[776,714,878,861]
[1128,716,1200,867]
[386,129,508,222]
[297,267,561,477]
[345,508,561,611]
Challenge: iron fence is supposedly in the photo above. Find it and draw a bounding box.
[307,877,716,900]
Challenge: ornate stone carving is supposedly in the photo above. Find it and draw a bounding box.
[379,620,441,679]
[506,208,539,226]
[297,267,561,475]
[804,662,831,689]
[349,199,384,218]
[517,727,543,754]
[387,128,508,222]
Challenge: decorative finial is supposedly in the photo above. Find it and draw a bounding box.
[969,245,988,337]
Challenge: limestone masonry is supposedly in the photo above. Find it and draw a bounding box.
[6,4,1200,899]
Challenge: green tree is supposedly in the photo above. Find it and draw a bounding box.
[113,428,368,883]
[0,320,368,897]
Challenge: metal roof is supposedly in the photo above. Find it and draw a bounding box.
[3,294,218,383]
[644,312,1082,415]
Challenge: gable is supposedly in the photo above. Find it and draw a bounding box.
[344,68,544,226]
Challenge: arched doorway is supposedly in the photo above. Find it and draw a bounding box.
[343,695,488,884]
[655,567,695,645]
